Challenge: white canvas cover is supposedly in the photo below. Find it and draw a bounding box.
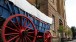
[9,0,52,24]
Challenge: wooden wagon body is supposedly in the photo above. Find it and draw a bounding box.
[0,0,52,42]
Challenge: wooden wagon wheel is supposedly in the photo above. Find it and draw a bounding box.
[2,14,37,42]
[44,31,52,42]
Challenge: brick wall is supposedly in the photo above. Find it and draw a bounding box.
[48,0,66,36]
[27,0,66,37]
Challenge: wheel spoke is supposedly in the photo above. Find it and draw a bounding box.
[15,37,20,42]
[15,17,21,30]
[37,36,43,38]
[5,33,19,35]
[6,26,19,32]
[10,20,19,30]
[22,38,25,42]
[45,39,47,42]
[27,27,33,30]
[26,28,31,31]
[26,36,32,42]
[44,31,51,42]
[27,34,33,38]
[20,39,22,42]
[23,19,27,27]
[24,37,27,42]
[28,32,34,34]
[27,22,31,27]
[20,17,23,26]
[21,38,23,42]
[7,35,19,42]
[21,37,24,42]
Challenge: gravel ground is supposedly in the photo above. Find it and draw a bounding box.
[67,40,76,42]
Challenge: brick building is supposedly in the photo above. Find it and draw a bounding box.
[27,0,66,38]
[48,0,66,37]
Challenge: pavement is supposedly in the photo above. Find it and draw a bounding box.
[67,40,76,42]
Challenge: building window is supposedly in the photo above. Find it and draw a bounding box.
[51,15,55,30]
[51,0,54,3]
[59,19,63,25]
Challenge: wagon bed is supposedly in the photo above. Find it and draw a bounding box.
[0,0,52,42]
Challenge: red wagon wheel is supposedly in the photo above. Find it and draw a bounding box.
[44,31,52,42]
[2,14,37,42]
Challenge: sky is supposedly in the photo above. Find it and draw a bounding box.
[65,0,76,27]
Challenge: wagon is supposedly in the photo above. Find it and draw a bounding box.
[0,0,52,42]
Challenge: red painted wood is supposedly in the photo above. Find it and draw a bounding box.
[2,14,37,42]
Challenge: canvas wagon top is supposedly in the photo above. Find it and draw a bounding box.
[9,0,52,24]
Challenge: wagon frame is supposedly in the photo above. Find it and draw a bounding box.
[0,0,52,42]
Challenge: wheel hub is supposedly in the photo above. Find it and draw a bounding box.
[22,30,28,36]
[19,27,28,37]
